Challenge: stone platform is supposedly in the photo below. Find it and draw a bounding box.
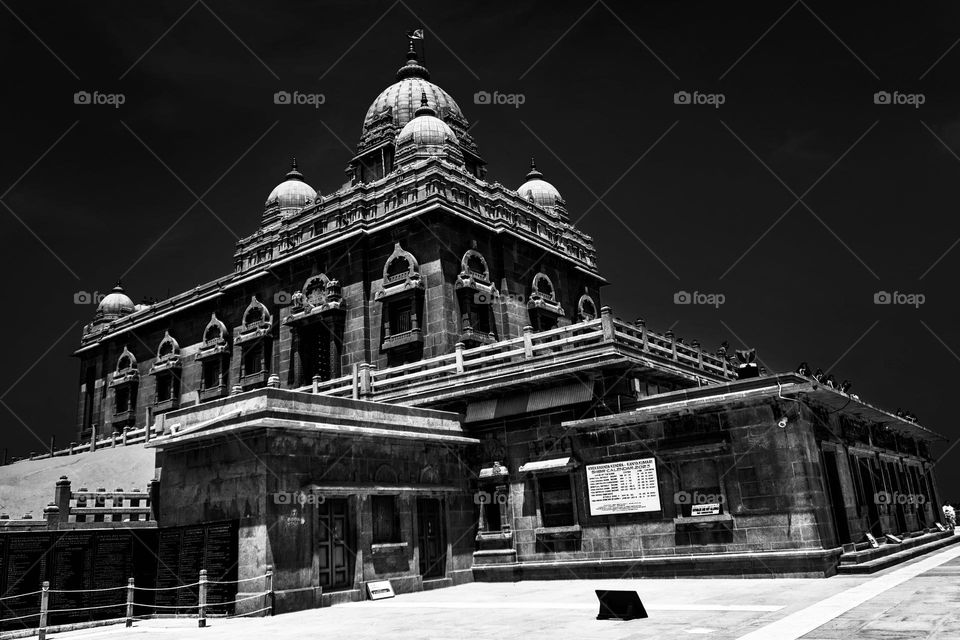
[42,542,960,640]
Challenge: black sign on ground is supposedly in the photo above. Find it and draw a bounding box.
[595,590,649,621]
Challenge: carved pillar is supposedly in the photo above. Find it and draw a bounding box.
[290,327,303,386]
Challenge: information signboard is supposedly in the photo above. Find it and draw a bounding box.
[586,458,661,515]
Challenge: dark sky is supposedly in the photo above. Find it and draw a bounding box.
[2,1,959,496]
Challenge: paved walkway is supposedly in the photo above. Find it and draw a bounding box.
[44,543,960,640]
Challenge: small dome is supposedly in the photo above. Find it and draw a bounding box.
[265,158,317,211]
[517,158,561,207]
[96,283,135,319]
[397,93,458,148]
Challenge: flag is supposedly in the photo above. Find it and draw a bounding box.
[408,28,424,40]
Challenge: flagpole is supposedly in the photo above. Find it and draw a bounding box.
[420,26,426,66]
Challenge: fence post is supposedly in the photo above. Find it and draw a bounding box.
[198,569,207,628]
[522,326,534,358]
[144,407,153,443]
[600,306,615,341]
[351,363,359,399]
[266,564,275,616]
[90,426,97,453]
[359,363,374,397]
[312,374,321,394]
[55,476,71,523]
[126,577,135,627]
[38,581,49,640]
[455,342,465,373]
[666,330,677,361]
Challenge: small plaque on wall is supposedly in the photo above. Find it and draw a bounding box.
[367,580,395,600]
[690,503,721,516]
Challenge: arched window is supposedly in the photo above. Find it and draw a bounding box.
[116,347,137,375]
[577,295,598,322]
[237,296,273,389]
[376,244,425,366]
[285,273,346,386]
[155,331,180,361]
[528,272,565,331]
[461,249,490,283]
[532,273,555,301]
[198,314,230,402]
[109,346,139,426]
[149,332,182,410]
[456,248,497,346]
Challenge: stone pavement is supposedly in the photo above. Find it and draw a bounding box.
[45,543,960,640]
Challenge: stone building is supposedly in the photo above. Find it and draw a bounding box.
[63,41,952,611]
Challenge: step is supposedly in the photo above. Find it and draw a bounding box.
[837,531,960,574]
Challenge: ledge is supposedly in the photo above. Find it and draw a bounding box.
[371,542,408,554]
[535,524,582,537]
[382,329,423,350]
[674,514,733,525]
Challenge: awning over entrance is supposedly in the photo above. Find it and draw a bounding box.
[518,457,577,474]
[465,380,595,423]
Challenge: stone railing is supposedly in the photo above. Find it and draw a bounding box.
[300,307,736,402]
[0,476,157,529]
[1,422,161,467]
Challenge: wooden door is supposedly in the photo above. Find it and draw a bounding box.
[317,498,352,590]
[417,498,446,579]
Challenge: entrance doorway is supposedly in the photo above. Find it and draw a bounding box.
[822,450,851,545]
[317,498,353,590]
[417,498,446,579]
[297,323,333,385]
[858,458,882,536]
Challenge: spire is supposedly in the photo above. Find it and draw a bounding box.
[285,156,304,182]
[414,91,436,117]
[396,39,430,81]
[112,280,124,293]
[525,157,544,181]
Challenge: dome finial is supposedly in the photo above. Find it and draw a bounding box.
[414,91,436,117]
[526,157,544,181]
[396,39,430,81]
[285,157,304,182]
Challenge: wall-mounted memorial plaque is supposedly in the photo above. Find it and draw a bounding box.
[586,458,661,515]
[691,503,721,516]
[154,521,239,614]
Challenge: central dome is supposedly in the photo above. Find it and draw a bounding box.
[362,44,465,136]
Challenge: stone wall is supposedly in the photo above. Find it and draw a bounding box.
[157,424,476,611]
[470,396,837,577]
[76,208,603,439]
